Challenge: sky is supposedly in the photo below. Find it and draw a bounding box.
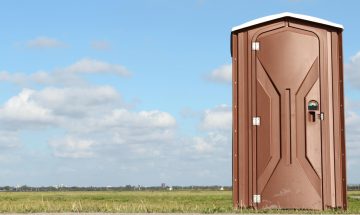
[0,0,359,187]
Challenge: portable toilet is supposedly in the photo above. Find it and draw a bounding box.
[231,12,346,210]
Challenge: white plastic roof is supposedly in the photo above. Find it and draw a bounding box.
[232,12,343,32]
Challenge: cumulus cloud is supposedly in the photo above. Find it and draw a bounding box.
[0,55,233,185]
[0,71,28,85]
[64,58,130,76]
[190,104,232,158]
[0,89,57,129]
[193,132,229,154]
[344,50,360,181]
[32,86,121,117]
[345,110,360,182]
[50,108,176,158]
[26,36,66,48]
[345,102,360,158]
[0,131,20,149]
[179,107,200,118]
[49,136,95,158]
[193,136,214,153]
[0,58,131,87]
[105,109,176,128]
[0,86,176,158]
[345,51,360,89]
[341,98,360,182]
[207,64,232,84]
[91,40,111,50]
[0,86,121,129]
[0,88,231,184]
[200,104,232,131]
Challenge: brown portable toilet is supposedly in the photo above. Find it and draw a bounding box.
[231,12,346,210]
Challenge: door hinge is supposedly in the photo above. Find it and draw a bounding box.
[319,112,324,121]
[252,117,260,126]
[252,42,260,51]
[253,194,261,203]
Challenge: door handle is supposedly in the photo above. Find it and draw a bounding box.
[309,111,316,122]
[308,112,324,122]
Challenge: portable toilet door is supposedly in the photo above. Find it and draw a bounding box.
[231,13,346,210]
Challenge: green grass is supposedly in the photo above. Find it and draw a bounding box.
[0,190,358,213]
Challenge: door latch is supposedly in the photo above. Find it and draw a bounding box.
[319,112,324,121]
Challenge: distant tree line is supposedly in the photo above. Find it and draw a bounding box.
[348,184,360,191]
[0,185,232,192]
[0,185,358,192]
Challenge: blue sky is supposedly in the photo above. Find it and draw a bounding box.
[0,0,359,187]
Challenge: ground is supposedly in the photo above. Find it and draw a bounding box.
[0,190,358,213]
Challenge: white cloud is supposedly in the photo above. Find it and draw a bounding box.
[207,64,232,84]
[0,86,121,129]
[0,94,232,184]
[32,86,121,117]
[91,40,111,50]
[49,136,95,158]
[89,109,177,145]
[345,110,360,157]
[188,104,232,157]
[27,36,66,48]
[201,104,232,131]
[192,131,230,154]
[345,51,360,89]
[0,131,20,149]
[0,58,131,87]
[193,136,214,153]
[47,108,176,158]
[64,58,131,76]
[0,86,176,158]
[0,56,234,185]
[104,109,176,128]
[30,70,83,86]
[343,98,360,183]
[0,71,32,86]
[179,107,200,118]
[0,89,57,129]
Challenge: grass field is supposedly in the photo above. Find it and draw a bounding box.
[0,190,358,213]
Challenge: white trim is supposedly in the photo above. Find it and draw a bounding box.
[231,12,343,32]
